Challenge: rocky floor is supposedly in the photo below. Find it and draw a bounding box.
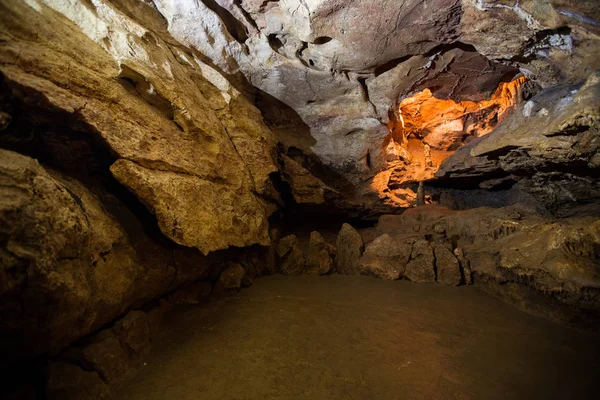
[114,275,599,400]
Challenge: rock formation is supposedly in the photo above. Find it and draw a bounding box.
[0,0,599,398]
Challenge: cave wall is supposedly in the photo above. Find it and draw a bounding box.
[0,1,599,391]
[151,0,600,187]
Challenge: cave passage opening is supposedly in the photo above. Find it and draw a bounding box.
[374,76,529,207]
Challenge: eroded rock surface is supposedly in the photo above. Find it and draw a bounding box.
[0,0,276,254]
[359,234,411,280]
[436,73,600,216]
[306,231,335,275]
[374,205,600,327]
[276,234,306,276]
[335,223,365,275]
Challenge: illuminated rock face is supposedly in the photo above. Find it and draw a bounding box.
[395,77,528,152]
[374,77,529,208]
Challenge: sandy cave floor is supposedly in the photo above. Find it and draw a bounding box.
[114,275,599,400]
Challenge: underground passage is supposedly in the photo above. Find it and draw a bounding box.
[0,1,599,399]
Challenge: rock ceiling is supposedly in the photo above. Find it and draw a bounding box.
[151,0,599,183]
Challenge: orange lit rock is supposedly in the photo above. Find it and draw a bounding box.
[374,77,528,208]
[397,76,527,152]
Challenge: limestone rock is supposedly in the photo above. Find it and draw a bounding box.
[218,264,246,290]
[405,240,436,283]
[306,231,335,275]
[360,234,412,280]
[434,244,462,286]
[436,74,600,216]
[112,311,151,357]
[454,248,473,285]
[111,160,270,255]
[0,0,276,255]
[335,224,365,275]
[375,205,600,326]
[281,154,328,205]
[0,150,228,360]
[276,235,306,276]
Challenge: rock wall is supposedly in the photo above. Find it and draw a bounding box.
[0,0,278,255]
[0,0,287,362]
[436,72,600,216]
[151,0,600,186]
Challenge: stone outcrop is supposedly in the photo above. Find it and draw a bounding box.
[0,149,239,360]
[306,231,335,275]
[374,205,600,327]
[434,244,462,286]
[275,234,306,276]
[153,0,600,187]
[359,234,412,280]
[435,73,600,216]
[405,239,436,283]
[335,223,365,275]
[217,264,246,290]
[0,0,276,255]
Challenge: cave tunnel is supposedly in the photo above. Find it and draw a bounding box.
[1,1,599,399]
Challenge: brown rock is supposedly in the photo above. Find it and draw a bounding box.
[111,160,270,255]
[306,231,335,275]
[81,330,136,383]
[276,235,306,276]
[336,224,365,275]
[454,248,472,285]
[168,281,214,305]
[405,239,435,283]
[112,311,151,357]
[360,234,411,280]
[281,154,328,205]
[145,300,174,340]
[434,244,462,286]
[45,362,109,400]
[215,264,244,290]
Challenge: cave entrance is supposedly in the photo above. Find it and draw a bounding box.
[375,76,528,207]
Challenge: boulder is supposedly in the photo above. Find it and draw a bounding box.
[306,231,335,275]
[335,224,365,275]
[359,234,412,280]
[80,330,137,383]
[217,263,246,290]
[434,244,462,286]
[112,311,151,357]
[404,239,436,283]
[276,235,306,276]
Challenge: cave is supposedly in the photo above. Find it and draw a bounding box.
[1,1,599,399]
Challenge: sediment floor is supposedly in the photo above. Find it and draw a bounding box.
[115,275,599,400]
